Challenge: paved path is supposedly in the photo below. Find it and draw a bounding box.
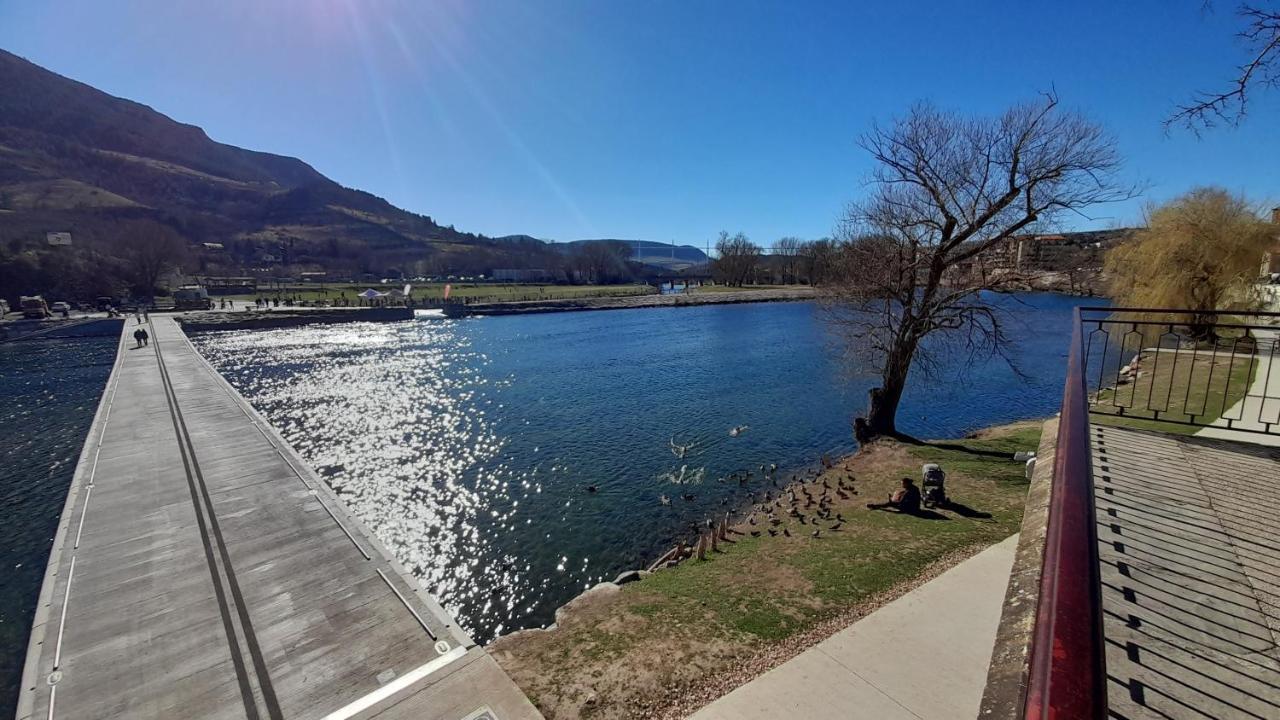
[690,534,1018,720]
[19,317,540,720]
[1195,328,1280,447]
[1093,425,1280,719]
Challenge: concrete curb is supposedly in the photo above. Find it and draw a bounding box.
[978,416,1059,718]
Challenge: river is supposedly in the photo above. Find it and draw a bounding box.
[0,333,117,716]
[188,293,1079,643]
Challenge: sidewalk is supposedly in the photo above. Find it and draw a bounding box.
[1196,328,1280,447]
[689,534,1018,720]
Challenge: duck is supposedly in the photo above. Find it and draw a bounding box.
[659,494,671,506]
[586,485,598,493]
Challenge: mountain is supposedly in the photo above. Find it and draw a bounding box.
[0,48,520,289]
[556,239,709,272]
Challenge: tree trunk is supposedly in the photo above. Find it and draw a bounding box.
[854,340,913,444]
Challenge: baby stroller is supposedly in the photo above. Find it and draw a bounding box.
[921,463,947,508]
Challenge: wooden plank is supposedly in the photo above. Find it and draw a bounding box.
[1093,426,1280,719]
[19,317,541,720]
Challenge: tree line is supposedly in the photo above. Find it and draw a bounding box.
[710,232,841,287]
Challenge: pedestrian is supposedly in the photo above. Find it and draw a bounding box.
[867,477,921,515]
[133,328,143,347]
[140,327,149,346]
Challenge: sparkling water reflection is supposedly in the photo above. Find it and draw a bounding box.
[192,295,1081,643]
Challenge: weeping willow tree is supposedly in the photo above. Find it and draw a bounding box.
[1105,187,1274,337]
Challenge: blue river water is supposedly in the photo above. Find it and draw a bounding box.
[0,333,117,717]
[189,293,1081,643]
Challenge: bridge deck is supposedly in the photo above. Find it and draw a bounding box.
[1092,425,1280,719]
[19,317,540,720]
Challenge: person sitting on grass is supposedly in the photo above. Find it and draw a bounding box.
[867,477,921,515]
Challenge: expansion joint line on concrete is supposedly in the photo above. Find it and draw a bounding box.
[148,319,284,720]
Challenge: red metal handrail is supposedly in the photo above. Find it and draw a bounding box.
[1024,307,1106,719]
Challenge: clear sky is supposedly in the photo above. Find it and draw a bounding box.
[1,1,1276,246]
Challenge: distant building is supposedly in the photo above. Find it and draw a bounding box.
[989,229,1134,272]
[46,231,72,246]
[299,271,328,282]
[202,242,225,251]
[1261,208,1280,278]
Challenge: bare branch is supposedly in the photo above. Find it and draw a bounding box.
[1167,4,1280,131]
[822,96,1136,441]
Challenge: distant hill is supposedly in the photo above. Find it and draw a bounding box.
[0,48,527,287]
[556,239,709,271]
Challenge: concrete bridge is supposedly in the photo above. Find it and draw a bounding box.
[18,317,540,720]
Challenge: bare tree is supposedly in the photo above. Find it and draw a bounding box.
[712,232,761,287]
[571,240,633,284]
[824,94,1137,443]
[799,238,838,286]
[774,237,802,284]
[123,220,187,297]
[1168,3,1280,130]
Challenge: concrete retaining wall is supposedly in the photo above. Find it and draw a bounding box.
[979,416,1059,719]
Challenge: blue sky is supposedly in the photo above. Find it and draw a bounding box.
[1,1,1276,246]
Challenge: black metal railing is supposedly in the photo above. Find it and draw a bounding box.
[1081,307,1280,436]
[1025,306,1280,719]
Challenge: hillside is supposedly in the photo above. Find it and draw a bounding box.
[557,239,709,272]
[0,48,533,297]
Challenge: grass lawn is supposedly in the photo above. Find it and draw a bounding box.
[488,421,1042,720]
[689,284,811,294]
[1090,346,1258,435]
[218,283,654,305]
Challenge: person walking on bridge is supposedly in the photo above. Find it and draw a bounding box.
[133,328,144,347]
[139,327,149,346]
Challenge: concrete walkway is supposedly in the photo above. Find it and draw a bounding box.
[1196,328,1280,447]
[689,534,1019,720]
[19,317,540,719]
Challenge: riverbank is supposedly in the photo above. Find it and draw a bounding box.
[451,287,816,316]
[487,420,1042,719]
[174,306,415,331]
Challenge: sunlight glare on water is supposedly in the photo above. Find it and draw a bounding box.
[192,296,1082,643]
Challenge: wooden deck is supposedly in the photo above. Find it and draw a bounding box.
[18,317,541,720]
[1093,425,1280,719]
